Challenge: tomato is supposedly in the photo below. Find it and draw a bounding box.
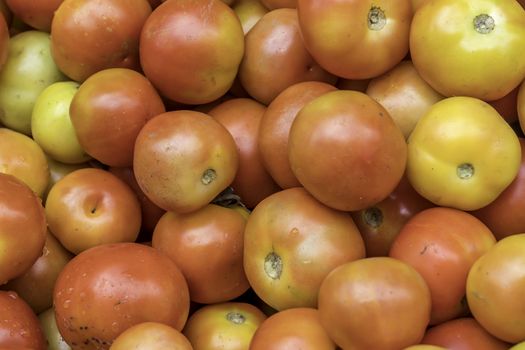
[389,207,497,325]
[207,98,281,209]
[0,173,47,285]
[260,0,296,9]
[238,8,335,105]
[50,0,151,82]
[69,68,166,168]
[288,90,407,211]
[152,204,250,304]
[351,174,434,257]
[0,9,7,69]
[232,0,269,34]
[410,0,525,101]
[54,242,190,349]
[5,0,63,31]
[139,0,244,105]
[297,0,412,79]
[0,291,46,350]
[318,257,432,349]
[472,138,525,240]
[249,308,336,350]
[466,233,525,343]
[518,80,525,132]
[404,346,446,350]
[366,60,444,139]
[39,307,71,350]
[2,231,73,314]
[421,317,511,350]
[406,96,522,211]
[133,110,239,214]
[183,302,267,350]
[488,85,520,124]
[243,187,365,311]
[109,322,192,350]
[258,81,337,189]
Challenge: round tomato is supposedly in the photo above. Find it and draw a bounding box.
[297,0,412,79]
[5,0,63,31]
[243,187,365,311]
[288,90,407,211]
[0,10,7,69]
[410,0,525,101]
[318,257,432,349]
[466,233,525,343]
[109,322,192,350]
[406,96,522,211]
[389,207,497,325]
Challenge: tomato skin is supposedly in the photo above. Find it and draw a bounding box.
[53,242,190,349]
[0,10,7,69]
[243,187,365,311]
[5,0,62,31]
[249,308,336,350]
[421,317,511,350]
[389,207,497,325]
[297,0,412,79]
[109,322,193,350]
[288,90,407,211]
[410,0,525,101]
[318,257,432,350]
[406,96,522,211]
[466,233,525,343]
[518,80,525,134]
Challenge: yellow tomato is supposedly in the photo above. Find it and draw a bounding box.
[407,96,521,211]
[410,0,525,101]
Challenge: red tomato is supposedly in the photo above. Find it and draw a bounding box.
[0,9,7,69]
[5,0,63,31]
[488,85,519,124]
[54,242,190,349]
[260,0,296,9]
[318,257,432,349]
[288,90,407,211]
[389,207,497,325]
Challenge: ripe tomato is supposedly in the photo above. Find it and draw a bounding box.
[389,207,497,325]
[258,80,337,189]
[5,0,63,31]
[421,317,511,350]
[183,302,267,350]
[288,90,407,211]
[133,110,239,214]
[54,242,190,349]
[488,85,520,124]
[0,10,7,69]
[249,308,336,350]
[518,80,525,132]
[109,322,192,350]
[410,0,525,101]
[404,346,446,350]
[318,257,432,349]
[407,96,522,211]
[152,204,250,304]
[466,233,525,343]
[260,0,296,9]
[243,187,365,311]
[297,0,412,79]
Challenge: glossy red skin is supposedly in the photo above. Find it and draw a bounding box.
[258,81,337,189]
[0,291,47,350]
[152,204,250,304]
[288,90,407,211]
[318,257,432,350]
[69,68,165,167]
[389,207,497,325]
[239,8,335,105]
[44,168,142,254]
[249,308,336,350]
[53,242,190,350]
[140,0,244,105]
[0,11,7,69]
[2,231,73,314]
[133,110,239,214]
[5,0,62,31]
[421,317,511,350]
[0,173,47,285]
[50,0,151,82]
[472,138,525,240]
[351,174,435,257]
[208,98,281,209]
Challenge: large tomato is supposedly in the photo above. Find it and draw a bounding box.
[389,207,497,325]
[288,90,407,211]
[5,0,63,31]
[109,322,193,350]
[296,0,412,79]
[243,187,365,311]
[410,0,525,101]
[318,257,432,349]
[54,242,190,349]
[407,96,522,211]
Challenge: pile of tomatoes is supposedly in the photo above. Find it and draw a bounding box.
[1,0,525,349]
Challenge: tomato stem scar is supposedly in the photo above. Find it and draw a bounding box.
[457,163,475,179]
[368,6,386,31]
[201,168,217,185]
[226,312,246,324]
[473,14,495,34]
[363,207,383,229]
[264,252,283,280]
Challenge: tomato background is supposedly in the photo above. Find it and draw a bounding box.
[0,0,525,348]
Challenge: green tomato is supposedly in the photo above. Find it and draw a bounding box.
[31,81,91,164]
[38,307,72,350]
[0,30,66,135]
